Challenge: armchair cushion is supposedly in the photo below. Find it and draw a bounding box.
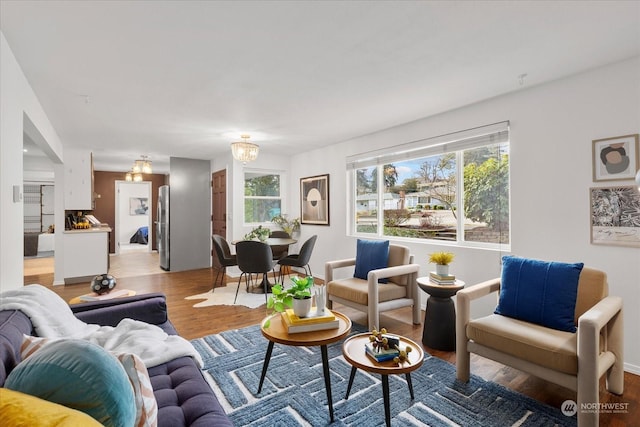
[354,239,389,283]
[326,277,407,305]
[495,256,583,332]
[467,314,579,374]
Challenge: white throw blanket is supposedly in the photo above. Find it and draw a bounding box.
[0,284,203,368]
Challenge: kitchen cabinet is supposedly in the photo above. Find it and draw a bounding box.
[63,227,111,284]
[64,150,94,210]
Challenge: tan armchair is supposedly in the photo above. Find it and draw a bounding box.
[456,267,623,427]
[325,244,421,330]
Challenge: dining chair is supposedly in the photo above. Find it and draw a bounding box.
[277,235,317,282]
[211,235,237,289]
[235,240,276,304]
[268,230,290,261]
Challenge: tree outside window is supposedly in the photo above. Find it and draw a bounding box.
[244,172,282,224]
[353,142,509,245]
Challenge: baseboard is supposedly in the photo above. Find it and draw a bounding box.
[624,362,640,376]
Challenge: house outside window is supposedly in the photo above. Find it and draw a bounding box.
[244,170,283,224]
[348,122,510,248]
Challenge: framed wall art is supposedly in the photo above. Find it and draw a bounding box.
[129,197,149,215]
[590,186,640,247]
[592,134,639,182]
[300,174,330,225]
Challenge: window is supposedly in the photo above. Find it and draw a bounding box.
[244,170,283,224]
[348,122,510,247]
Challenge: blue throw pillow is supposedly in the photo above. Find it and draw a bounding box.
[354,239,390,283]
[495,256,584,332]
[5,339,136,427]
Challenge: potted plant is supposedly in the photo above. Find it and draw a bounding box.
[271,214,300,237]
[428,251,455,276]
[244,225,271,242]
[264,275,314,327]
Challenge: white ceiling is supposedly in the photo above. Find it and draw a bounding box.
[2,1,639,174]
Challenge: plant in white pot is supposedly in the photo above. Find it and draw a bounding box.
[428,251,455,276]
[264,276,315,327]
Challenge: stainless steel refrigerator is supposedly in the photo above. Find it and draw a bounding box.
[157,185,170,270]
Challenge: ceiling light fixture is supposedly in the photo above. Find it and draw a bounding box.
[132,155,152,174]
[231,134,259,164]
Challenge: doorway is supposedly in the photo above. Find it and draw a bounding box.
[115,181,152,255]
[211,169,227,267]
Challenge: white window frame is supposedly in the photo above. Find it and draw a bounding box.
[347,122,510,251]
[243,168,287,226]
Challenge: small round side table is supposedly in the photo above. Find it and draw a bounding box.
[417,277,464,351]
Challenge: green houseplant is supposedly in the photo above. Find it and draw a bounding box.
[271,214,300,236]
[264,276,314,327]
[244,225,271,242]
[428,251,455,276]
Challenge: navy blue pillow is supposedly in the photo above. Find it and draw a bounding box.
[495,256,584,333]
[354,239,390,283]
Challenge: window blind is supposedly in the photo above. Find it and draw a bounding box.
[346,121,509,170]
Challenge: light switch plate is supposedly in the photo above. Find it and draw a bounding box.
[13,185,22,202]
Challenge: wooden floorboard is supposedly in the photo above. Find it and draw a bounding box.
[24,252,637,426]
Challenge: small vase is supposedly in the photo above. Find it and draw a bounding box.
[292,297,312,318]
[436,264,450,276]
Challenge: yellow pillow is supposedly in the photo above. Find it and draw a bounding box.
[0,388,102,426]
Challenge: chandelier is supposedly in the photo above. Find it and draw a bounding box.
[125,171,143,182]
[132,155,153,174]
[231,135,259,163]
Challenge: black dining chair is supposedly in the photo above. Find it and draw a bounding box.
[211,235,238,289]
[277,235,317,282]
[235,240,276,304]
[268,230,290,261]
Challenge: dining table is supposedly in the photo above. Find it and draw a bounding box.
[231,237,298,293]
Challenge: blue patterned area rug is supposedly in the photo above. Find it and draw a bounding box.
[191,324,576,426]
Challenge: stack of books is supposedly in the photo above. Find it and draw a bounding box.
[365,342,399,362]
[280,308,339,333]
[429,271,456,285]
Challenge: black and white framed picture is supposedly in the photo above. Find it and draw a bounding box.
[590,186,640,247]
[300,174,330,225]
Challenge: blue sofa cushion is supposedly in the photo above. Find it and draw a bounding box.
[354,239,390,283]
[5,339,136,427]
[495,256,584,332]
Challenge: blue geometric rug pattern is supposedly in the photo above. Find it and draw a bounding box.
[191,324,576,426]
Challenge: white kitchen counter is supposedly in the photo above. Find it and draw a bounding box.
[63,227,112,284]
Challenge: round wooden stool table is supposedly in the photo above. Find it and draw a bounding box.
[258,310,351,423]
[342,333,424,427]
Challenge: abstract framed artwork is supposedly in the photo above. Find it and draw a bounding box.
[129,197,149,215]
[592,134,639,182]
[300,174,330,225]
[590,186,640,247]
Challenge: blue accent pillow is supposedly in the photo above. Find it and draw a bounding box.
[354,239,390,283]
[5,339,136,427]
[495,256,584,332]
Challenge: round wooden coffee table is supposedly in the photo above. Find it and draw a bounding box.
[342,333,424,427]
[258,310,352,422]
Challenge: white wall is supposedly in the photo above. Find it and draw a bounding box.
[288,57,640,372]
[0,32,64,291]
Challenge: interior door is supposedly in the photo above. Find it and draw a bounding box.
[211,169,227,268]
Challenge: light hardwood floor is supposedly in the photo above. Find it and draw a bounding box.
[24,252,637,426]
